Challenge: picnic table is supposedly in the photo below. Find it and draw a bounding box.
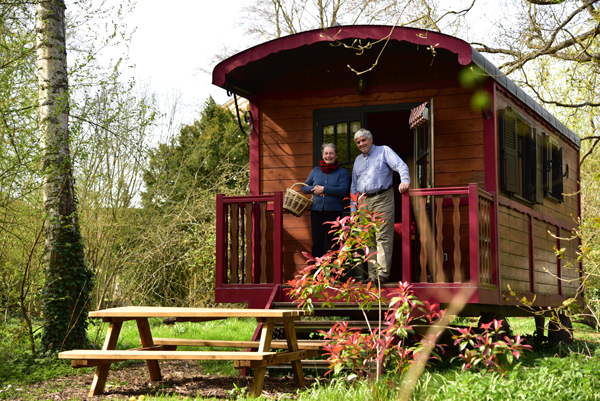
[59,306,318,398]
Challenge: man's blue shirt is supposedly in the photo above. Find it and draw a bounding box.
[350,144,410,195]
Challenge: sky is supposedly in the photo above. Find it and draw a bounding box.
[110,0,500,128]
[122,0,252,123]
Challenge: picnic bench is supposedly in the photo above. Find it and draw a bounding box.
[59,306,319,398]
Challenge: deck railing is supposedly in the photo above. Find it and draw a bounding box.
[216,183,496,298]
[401,183,497,287]
[215,193,283,287]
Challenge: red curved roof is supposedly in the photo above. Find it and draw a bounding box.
[212,25,473,91]
[212,25,579,146]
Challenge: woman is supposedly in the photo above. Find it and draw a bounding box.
[302,143,350,259]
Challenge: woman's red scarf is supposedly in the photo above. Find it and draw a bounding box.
[319,159,339,174]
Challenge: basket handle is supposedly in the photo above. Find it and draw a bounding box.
[290,182,309,191]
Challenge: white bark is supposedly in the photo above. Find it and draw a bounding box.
[36,0,78,265]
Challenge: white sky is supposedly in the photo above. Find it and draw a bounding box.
[108,0,500,128]
[122,0,252,123]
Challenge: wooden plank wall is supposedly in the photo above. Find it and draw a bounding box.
[259,85,485,280]
[496,89,580,298]
[561,228,580,296]
[498,207,531,293]
[434,91,485,188]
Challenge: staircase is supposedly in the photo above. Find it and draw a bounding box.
[262,300,393,374]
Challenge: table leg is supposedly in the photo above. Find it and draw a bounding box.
[282,318,306,388]
[136,317,162,382]
[89,321,122,396]
[249,318,275,397]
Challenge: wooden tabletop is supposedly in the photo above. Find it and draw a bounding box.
[88,306,311,319]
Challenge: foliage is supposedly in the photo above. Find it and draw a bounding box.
[319,282,446,379]
[103,97,250,308]
[288,193,446,379]
[36,0,95,354]
[0,0,155,356]
[142,96,249,209]
[451,319,532,374]
[39,223,95,353]
[287,192,384,311]
[240,0,476,40]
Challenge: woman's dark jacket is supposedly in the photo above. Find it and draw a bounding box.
[302,166,350,212]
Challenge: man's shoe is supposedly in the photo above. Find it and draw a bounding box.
[361,277,375,285]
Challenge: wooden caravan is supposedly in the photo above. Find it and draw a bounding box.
[211,26,581,317]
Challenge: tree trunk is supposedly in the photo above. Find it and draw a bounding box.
[36,0,93,354]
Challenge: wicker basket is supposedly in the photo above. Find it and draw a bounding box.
[283,182,313,217]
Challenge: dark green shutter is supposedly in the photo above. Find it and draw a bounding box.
[555,147,564,202]
[500,109,519,193]
[544,134,552,196]
[534,129,544,202]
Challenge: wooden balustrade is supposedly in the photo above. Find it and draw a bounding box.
[402,184,496,287]
[216,193,283,287]
[215,184,495,301]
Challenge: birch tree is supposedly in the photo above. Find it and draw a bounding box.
[36,0,93,353]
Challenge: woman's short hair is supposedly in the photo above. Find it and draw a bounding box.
[354,128,372,141]
[321,143,338,153]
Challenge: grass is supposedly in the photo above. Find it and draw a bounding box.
[2,315,600,400]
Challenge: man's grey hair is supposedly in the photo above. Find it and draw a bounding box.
[354,128,372,141]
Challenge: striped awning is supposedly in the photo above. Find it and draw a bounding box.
[409,102,429,129]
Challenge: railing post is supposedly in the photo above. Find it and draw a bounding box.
[468,183,479,287]
[216,194,226,287]
[252,200,260,284]
[402,191,412,283]
[491,192,500,289]
[273,191,283,284]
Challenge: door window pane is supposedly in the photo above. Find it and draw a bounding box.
[321,121,360,167]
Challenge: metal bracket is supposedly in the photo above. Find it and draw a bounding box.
[228,90,254,135]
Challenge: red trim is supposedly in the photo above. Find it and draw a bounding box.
[528,215,535,293]
[402,191,412,282]
[492,194,500,291]
[213,26,473,88]
[411,284,480,305]
[484,81,498,194]
[214,284,279,307]
[249,102,260,195]
[557,227,563,296]
[273,192,283,284]
[468,183,479,287]
[215,194,226,288]
[221,194,278,203]
[253,80,460,102]
[484,82,500,297]
[500,290,578,308]
[252,201,261,281]
[409,186,472,196]
[577,151,583,283]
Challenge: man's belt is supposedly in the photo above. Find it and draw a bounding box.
[365,186,392,197]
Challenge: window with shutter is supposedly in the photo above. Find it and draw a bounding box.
[545,137,564,202]
[498,107,547,204]
[499,109,520,194]
[534,130,545,202]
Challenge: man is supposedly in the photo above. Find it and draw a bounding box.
[350,128,410,285]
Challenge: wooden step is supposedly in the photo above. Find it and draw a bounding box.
[150,338,325,351]
[59,349,277,361]
[270,302,392,319]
